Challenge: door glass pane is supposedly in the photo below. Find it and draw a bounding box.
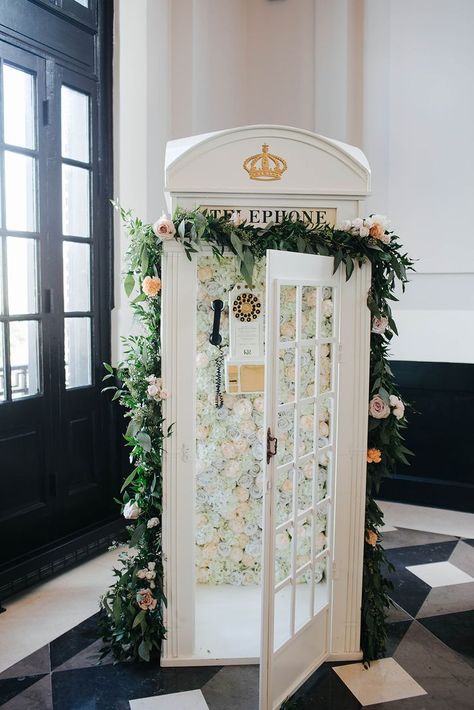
[62,165,90,237]
[5,152,37,232]
[3,64,35,149]
[9,320,40,399]
[295,570,312,632]
[64,317,91,388]
[280,285,296,341]
[61,86,90,163]
[0,325,5,401]
[7,237,38,315]
[63,241,91,311]
[273,584,292,651]
[74,0,89,6]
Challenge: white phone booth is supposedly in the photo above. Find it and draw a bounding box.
[161,126,372,710]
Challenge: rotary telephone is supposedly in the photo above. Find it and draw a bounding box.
[209,284,264,403]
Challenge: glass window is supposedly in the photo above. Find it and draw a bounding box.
[63,241,91,312]
[4,151,37,232]
[3,64,35,149]
[7,237,38,315]
[61,86,90,163]
[9,320,40,399]
[64,316,91,388]
[62,164,90,237]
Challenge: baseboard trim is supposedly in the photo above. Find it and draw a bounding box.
[0,516,125,601]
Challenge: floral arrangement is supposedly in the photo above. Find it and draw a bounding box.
[100,208,414,664]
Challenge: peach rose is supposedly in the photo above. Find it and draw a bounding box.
[142,275,161,297]
[367,448,382,464]
[369,394,390,419]
[366,530,378,547]
[153,214,176,240]
[137,588,157,610]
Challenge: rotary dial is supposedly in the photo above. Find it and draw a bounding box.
[233,292,261,322]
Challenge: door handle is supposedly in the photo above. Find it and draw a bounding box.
[266,428,278,464]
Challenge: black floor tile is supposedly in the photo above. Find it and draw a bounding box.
[52,662,221,710]
[202,665,259,710]
[284,664,361,709]
[50,613,102,670]
[0,674,47,706]
[385,620,413,658]
[384,541,458,617]
[419,609,474,667]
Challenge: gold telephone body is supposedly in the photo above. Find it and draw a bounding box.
[225,283,264,394]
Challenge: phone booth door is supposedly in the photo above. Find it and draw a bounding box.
[260,249,371,710]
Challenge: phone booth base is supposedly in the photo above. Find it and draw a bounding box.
[160,126,372,708]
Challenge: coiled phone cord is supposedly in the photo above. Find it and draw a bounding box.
[214,348,224,409]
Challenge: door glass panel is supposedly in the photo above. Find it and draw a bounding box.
[301,286,317,339]
[275,523,293,585]
[61,86,90,162]
[299,399,315,458]
[63,241,91,311]
[278,347,295,405]
[297,459,313,514]
[9,320,40,399]
[296,517,312,570]
[321,286,334,337]
[276,467,294,526]
[280,285,296,341]
[319,395,333,447]
[313,554,328,614]
[7,237,38,315]
[273,584,292,651]
[276,408,294,466]
[74,0,89,6]
[3,64,35,149]
[319,343,333,393]
[4,151,36,232]
[62,164,90,237]
[295,571,312,632]
[0,325,5,401]
[64,316,91,388]
[300,344,316,398]
[317,450,330,503]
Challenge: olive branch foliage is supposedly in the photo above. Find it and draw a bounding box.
[100,205,414,664]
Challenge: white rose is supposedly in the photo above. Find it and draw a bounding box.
[319,421,329,437]
[147,384,159,398]
[359,225,370,238]
[229,211,243,226]
[222,441,237,459]
[148,562,156,570]
[300,414,314,432]
[153,214,176,240]
[369,395,390,419]
[233,399,253,419]
[145,570,156,580]
[159,389,169,400]
[339,219,352,232]
[372,316,388,335]
[389,394,405,419]
[234,486,250,502]
[136,568,147,579]
[230,546,243,563]
[147,517,159,529]
[123,500,141,520]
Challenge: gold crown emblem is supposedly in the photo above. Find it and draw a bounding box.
[243,143,287,181]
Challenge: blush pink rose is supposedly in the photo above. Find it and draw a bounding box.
[369,394,390,419]
[137,588,157,610]
[372,316,389,335]
[153,214,176,240]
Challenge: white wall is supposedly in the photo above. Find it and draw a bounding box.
[113,0,474,364]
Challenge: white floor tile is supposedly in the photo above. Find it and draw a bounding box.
[406,561,474,588]
[0,547,124,674]
[333,658,426,706]
[376,500,474,538]
[380,524,397,533]
[129,690,209,709]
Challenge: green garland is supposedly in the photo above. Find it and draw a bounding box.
[100,206,414,664]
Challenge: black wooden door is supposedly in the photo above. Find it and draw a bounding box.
[0,0,116,566]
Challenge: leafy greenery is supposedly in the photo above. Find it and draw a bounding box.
[101,206,414,664]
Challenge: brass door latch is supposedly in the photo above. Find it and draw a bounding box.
[266,428,278,464]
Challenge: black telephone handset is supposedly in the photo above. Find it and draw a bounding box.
[209,299,224,346]
[209,299,224,408]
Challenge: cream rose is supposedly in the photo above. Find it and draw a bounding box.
[153,214,176,240]
[147,517,159,529]
[229,211,243,226]
[123,500,141,520]
[221,441,237,459]
[137,588,157,610]
[389,394,405,419]
[198,265,213,281]
[369,394,390,419]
